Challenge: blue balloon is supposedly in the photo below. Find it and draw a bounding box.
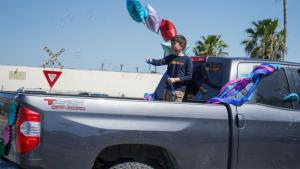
[127,0,148,23]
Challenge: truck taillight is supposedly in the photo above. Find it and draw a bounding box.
[16,106,41,153]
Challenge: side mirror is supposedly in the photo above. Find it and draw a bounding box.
[283,93,299,102]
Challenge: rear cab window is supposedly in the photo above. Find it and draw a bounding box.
[154,57,227,102]
[177,58,226,102]
[192,62,224,100]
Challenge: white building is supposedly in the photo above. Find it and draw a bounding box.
[0,65,162,98]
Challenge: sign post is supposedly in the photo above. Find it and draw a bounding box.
[42,47,64,93]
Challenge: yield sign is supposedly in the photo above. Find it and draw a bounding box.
[43,70,62,88]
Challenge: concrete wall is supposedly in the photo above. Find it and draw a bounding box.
[0,65,163,98]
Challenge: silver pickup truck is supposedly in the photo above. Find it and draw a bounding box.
[0,57,300,169]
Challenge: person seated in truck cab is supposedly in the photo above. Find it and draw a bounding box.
[184,62,221,101]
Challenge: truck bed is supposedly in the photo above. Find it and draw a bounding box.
[0,91,233,169]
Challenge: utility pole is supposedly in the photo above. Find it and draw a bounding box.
[101,63,104,70]
[120,64,124,71]
[283,0,287,61]
[148,64,151,72]
[277,0,287,61]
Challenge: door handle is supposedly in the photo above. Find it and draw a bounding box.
[235,114,245,128]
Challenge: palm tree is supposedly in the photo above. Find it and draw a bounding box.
[194,35,229,56]
[241,19,286,61]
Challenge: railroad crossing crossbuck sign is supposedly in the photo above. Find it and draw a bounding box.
[42,47,64,69]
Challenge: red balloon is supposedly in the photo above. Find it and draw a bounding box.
[159,19,177,41]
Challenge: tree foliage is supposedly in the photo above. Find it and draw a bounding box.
[194,35,229,57]
[242,19,286,61]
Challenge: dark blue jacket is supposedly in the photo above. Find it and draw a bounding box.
[150,54,193,91]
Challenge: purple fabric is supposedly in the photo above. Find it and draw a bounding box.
[208,63,280,106]
[144,93,154,101]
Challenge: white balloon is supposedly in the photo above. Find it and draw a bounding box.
[145,4,161,33]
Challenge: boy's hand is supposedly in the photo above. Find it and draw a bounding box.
[167,77,180,84]
[146,58,152,63]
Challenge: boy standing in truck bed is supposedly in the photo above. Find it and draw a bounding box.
[146,35,193,102]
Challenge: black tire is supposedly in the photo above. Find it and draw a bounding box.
[109,162,154,169]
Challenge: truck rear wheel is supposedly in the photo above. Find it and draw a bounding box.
[109,162,154,169]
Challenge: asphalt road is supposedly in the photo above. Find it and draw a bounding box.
[0,159,19,169]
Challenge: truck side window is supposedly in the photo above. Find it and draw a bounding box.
[237,63,259,79]
[290,68,300,110]
[291,69,300,93]
[249,68,292,109]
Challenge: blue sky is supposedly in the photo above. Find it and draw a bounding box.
[0,0,299,73]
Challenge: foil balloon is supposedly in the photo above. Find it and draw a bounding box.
[127,0,148,23]
[161,41,190,56]
[161,41,174,56]
[145,4,160,33]
[159,19,177,41]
